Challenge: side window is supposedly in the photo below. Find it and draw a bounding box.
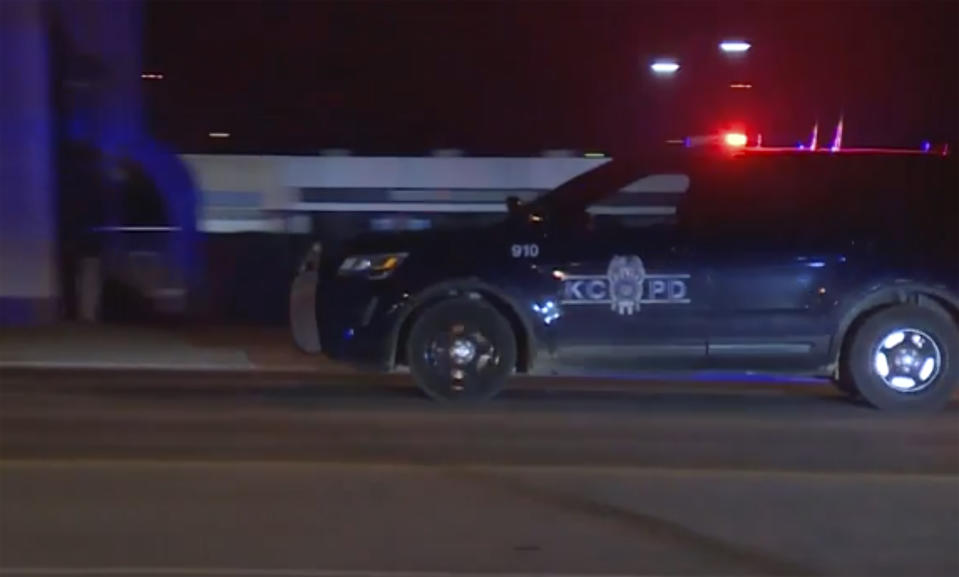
[803,157,907,242]
[679,157,817,242]
[590,173,690,230]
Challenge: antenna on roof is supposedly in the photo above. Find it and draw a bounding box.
[831,115,844,152]
[809,121,819,151]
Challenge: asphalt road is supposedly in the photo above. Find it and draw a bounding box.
[1,370,958,577]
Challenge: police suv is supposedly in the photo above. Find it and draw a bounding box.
[291,147,959,410]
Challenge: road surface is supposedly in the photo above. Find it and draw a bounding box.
[1,370,957,577]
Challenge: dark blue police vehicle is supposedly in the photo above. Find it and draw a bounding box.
[291,147,959,410]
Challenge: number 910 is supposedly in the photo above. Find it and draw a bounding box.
[511,243,539,258]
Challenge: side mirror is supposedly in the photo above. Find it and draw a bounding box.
[506,196,522,215]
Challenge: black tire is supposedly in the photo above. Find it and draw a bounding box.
[832,373,860,399]
[833,321,870,399]
[406,297,517,403]
[844,304,959,411]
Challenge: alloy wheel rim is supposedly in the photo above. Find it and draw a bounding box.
[872,328,942,392]
[425,323,500,393]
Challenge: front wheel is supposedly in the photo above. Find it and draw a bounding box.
[406,298,517,403]
[843,304,958,411]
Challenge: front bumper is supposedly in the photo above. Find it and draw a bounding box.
[290,270,321,353]
[290,269,403,371]
[320,278,404,371]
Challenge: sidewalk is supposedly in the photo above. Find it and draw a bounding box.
[0,323,347,373]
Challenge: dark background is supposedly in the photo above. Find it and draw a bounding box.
[143,0,959,156]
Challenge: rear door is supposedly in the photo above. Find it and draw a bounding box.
[691,155,849,371]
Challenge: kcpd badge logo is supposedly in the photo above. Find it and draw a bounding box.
[607,255,646,315]
[561,255,690,315]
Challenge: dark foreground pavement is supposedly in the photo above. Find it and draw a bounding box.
[1,370,958,577]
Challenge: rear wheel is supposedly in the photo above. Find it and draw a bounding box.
[843,304,958,411]
[406,298,517,402]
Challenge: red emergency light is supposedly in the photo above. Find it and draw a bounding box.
[682,131,750,149]
[723,132,748,147]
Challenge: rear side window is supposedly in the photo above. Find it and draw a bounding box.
[676,154,957,245]
[679,156,820,241]
[825,156,958,243]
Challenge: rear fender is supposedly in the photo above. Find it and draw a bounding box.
[832,280,959,361]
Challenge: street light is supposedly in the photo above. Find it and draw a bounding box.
[650,60,680,74]
[719,41,751,53]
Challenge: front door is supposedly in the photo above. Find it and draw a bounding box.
[544,223,709,373]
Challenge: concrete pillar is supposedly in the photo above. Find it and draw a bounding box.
[0,0,59,324]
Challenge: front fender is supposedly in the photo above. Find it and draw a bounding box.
[386,277,542,371]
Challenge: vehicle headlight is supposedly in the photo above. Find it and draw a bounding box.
[338,252,408,279]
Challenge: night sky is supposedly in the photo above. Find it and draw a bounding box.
[144,0,959,156]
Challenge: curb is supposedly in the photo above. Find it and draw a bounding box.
[0,363,411,392]
[0,360,315,373]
